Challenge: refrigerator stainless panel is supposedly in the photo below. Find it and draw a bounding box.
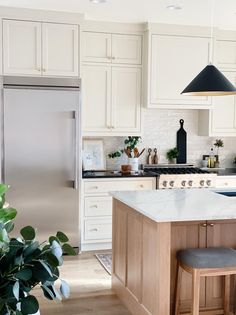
[3,87,80,247]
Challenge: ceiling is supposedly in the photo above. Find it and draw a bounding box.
[0,0,236,30]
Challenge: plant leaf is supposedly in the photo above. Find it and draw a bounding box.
[20,226,36,241]
[20,295,39,315]
[49,236,59,245]
[13,281,20,300]
[51,241,63,258]
[16,311,23,315]
[0,184,9,197]
[60,280,70,298]
[15,269,32,281]
[62,243,76,256]
[56,231,69,243]
[41,285,55,300]
[39,260,53,277]
[5,221,14,233]
[45,252,60,267]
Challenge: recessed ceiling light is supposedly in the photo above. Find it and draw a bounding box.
[166,4,182,10]
[90,0,107,3]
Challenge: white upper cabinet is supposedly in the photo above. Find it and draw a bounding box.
[3,20,42,75]
[42,23,78,76]
[111,67,141,132]
[82,32,112,63]
[82,31,142,65]
[82,65,111,133]
[112,34,142,65]
[82,65,141,135]
[199,72,236,137]
[148,34,211,109]
[215,40,236,70]
[3,19,79,76]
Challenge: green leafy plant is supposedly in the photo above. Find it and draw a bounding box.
[166,147,179,161]
[108,137,141,159]
[214,139,224,155]
[0,184,76,315]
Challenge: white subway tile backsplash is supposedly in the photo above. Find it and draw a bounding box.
[86,109,236,170]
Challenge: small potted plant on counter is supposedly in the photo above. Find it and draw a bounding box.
[214,139,224,167]
[108,136,145,172]
[166,147,179,164]
[0,184,76,315]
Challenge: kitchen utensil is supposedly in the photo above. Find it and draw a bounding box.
[153,148,158,164]
[138,148,145,157]
[177,119,187,164]
[147,148,152,164]
[134,147,139,157]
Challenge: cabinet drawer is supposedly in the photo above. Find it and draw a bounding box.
[84,218,112,240]
[84,179,154,194]
[85,196,112,217]
[216,176,236,188]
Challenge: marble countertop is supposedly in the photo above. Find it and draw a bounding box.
[110,189,236,223]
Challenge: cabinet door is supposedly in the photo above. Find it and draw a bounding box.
[82,65,111,133]
[149,34,211,108]
[206,220,236,310]
[211,71,236,136]
[82,32,112,63]
[215,40,236,70]
[111,67,141,133]
[42,23,78,76]
[3,20,41,75]
[112,34,142,65]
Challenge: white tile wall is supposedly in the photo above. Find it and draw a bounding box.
[86,109,236,170]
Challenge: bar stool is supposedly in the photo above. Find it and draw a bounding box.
[175,247,236,315]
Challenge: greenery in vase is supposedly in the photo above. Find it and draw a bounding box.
[0,184,76,315]
[214,139,224,155]
[166,147,179,161]
[108,136,141,159]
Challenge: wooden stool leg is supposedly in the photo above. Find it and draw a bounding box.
[192,269,200,315]
[224,275,230,315]
[175,263,183,315]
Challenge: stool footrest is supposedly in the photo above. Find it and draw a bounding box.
[180,308,226,315]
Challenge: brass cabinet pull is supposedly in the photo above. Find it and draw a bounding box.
[208,223,214,227]
[200,223,207,227]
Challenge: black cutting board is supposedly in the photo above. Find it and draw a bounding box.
[177,119,187,164]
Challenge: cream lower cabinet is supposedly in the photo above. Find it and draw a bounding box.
[81,178,155,251]
[82,64,142,136]
[147,34,211,109]
[3,19,79,76]
[199,72,236,136]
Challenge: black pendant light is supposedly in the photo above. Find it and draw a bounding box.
[181,0,236,96]
[181,64,236,96]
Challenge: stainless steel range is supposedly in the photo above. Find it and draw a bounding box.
[143,164,217,189]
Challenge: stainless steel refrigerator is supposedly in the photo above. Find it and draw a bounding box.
[0,76,81,248]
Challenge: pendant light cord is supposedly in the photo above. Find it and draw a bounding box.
[209,0,215,64]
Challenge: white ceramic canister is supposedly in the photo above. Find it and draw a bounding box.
[128,158,139,172]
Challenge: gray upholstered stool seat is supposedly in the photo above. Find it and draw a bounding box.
[177,247,236,269]
[175,247,236,315]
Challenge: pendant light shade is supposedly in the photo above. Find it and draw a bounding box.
[181,64,236,96]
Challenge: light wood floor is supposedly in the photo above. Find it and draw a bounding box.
[34,252,131,315]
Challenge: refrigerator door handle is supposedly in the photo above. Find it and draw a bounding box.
[73,110,78,190]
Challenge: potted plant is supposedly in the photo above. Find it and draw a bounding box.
[214,139,224,167]
[166,147,179,164]
[0,184,76,315]
[108,137,145,171]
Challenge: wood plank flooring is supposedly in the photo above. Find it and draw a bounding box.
[34,252,131,315]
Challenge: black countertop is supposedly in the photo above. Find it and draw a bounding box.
[211,168,236,176]
[82,170,156,179]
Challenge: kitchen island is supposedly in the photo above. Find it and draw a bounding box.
[111,189,236,315]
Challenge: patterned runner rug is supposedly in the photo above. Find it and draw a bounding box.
[95,252,112,275]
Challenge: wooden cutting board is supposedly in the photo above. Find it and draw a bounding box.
[177,119,187,164]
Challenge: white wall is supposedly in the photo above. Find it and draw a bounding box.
[96,109,236,170]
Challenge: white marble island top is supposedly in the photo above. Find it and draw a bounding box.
[111,189,236,222]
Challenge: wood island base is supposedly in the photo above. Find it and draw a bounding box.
[112,199,236,315]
